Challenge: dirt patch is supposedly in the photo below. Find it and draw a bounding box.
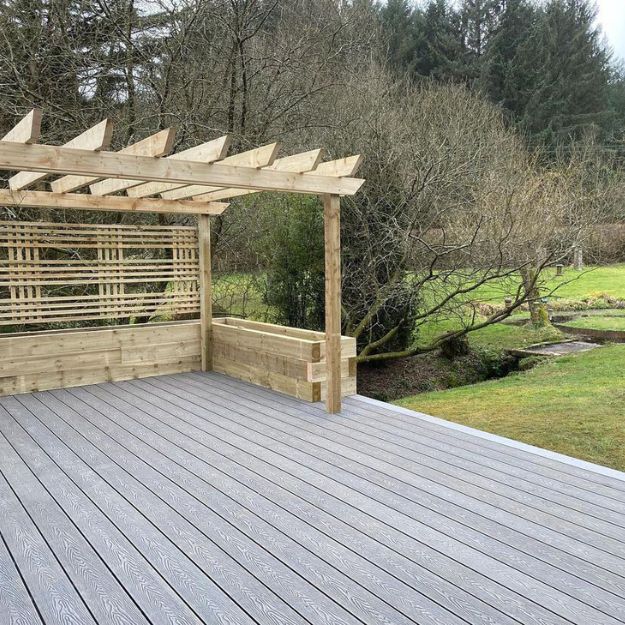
[357,349,517,402]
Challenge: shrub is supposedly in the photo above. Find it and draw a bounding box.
[440,335,470,360]
[257,195,325,330]
[518,355,549,371]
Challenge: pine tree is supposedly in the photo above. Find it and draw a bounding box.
[480,0,540,117]
[413,0,464,81]
[520,0,611,146]
[380,0,419,73]
[459,0,504,83]
[606,66,625,143]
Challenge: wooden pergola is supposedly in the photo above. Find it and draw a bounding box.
[0,109,364,412]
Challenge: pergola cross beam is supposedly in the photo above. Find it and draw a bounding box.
[50,128,176,194]
[194,152,361,202]
[0,142,364,196]
[124,136,231,198]
[9,119,113,191]
[160,142,281,200]
[0,189,228,215]
[191,149,324,202]
[89,131,229,197]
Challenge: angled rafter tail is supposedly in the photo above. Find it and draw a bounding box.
[2,109,42,144]
[160,142,281,200]
[192,148,325,202]
[312,154,363,177]
[88,127,178,195]
[192,153,363,203]
[122,135,233,199]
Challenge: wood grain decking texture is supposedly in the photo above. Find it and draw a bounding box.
[0,371,624,625]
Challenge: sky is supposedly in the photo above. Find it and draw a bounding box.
[596,0,625,63]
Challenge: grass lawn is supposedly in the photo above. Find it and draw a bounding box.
[543,264,625,300]
[394,264,625,471]
[396,344,625,471]
[564,315,625,331]
[466,263,625,305]
[416,317,563,351]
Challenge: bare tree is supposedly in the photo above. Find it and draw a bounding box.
[314,66,598,361]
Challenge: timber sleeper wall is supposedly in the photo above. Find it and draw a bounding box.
[0,321,201,396]
[212,317,357,402]
[0,317,357,400]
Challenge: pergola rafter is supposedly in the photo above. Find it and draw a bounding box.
[194,153,363,202]
[159,142,281,200]
[1,108,41,144]
[123,135,231,198]
[190,148,324,202]
[0,111,365,412]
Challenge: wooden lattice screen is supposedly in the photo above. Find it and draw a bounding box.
[0,221,200,326]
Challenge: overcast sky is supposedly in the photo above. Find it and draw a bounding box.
[596,0,625,62]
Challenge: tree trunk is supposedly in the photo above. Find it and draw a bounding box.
[573,245,584,271]
[520,266,547,326]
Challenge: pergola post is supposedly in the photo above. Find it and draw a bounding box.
[323,194,342,413]
[197,215,213,371]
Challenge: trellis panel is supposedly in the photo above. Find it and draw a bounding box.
[0,221,200,326]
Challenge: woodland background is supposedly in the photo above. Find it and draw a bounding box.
[1,0,625,361]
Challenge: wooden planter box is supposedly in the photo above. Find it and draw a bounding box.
[212,317,357,402]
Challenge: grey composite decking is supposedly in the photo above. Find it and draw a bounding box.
[1,372,624,625]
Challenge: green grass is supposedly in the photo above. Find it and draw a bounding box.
[396,345,625,471]
[464,264,625,305]
[469,322,564,350]
[394,264,625,470]
[564,315,625,331]
[543,264,625,300]
[415,316,563,351]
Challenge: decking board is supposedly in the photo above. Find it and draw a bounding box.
[78,381,559,625]
[0,508,44,625]
[44,387,363,625]
[70,384,455,625]
[0,409,203,625]
[1,372,624,625]
[157,374,625,596]
[124,376,622,625]
[2,395,247,625]
[175,373,625,541]
[0,448,97,625]
[0,427,148,625]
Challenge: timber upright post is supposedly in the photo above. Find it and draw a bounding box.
[323,194,342,413]
[197,215,213,371]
